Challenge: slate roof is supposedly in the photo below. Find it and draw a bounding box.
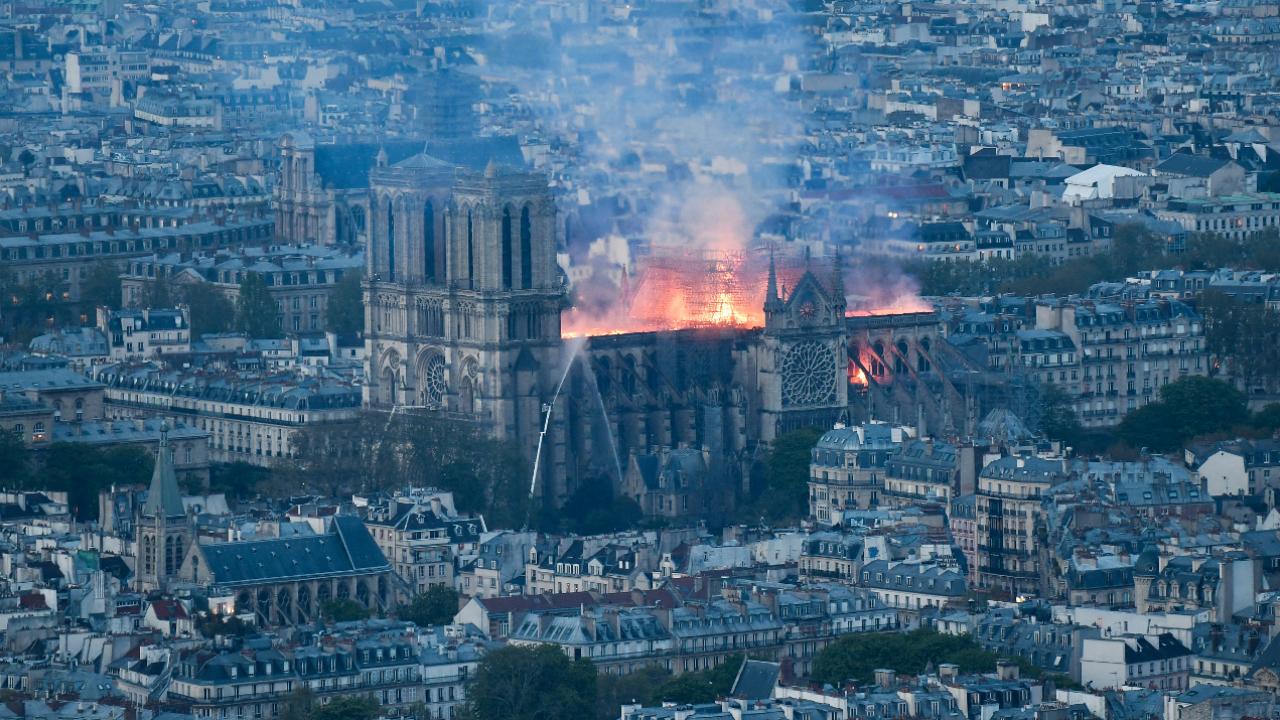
[197,515,389,587]
[313,141,421,189]
[1123,633,1192,663]
[731,659,780,701]
[141,429,186,519]
[1157,154,1232,178]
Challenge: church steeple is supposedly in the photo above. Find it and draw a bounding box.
[142,424,186,519]
[764,251,782,312]
[135,422,193,593]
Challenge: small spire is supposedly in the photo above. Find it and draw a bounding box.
[765,251,781,310]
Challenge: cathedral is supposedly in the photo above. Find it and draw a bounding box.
[364,156,976,510]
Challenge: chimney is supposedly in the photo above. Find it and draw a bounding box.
[939,663,959,682]
[996,660,1019,681]
[875,668,896,689]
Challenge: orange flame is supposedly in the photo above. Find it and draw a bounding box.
[563,248,933,338]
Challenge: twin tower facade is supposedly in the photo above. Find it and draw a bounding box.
[363,150,566,473]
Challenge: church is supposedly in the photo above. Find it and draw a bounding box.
[134,426,397,625]
[362,153,971,512]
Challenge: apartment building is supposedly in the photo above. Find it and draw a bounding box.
[92,362,361,465]
[975,455,1069,597]
[1034,298,1207,427]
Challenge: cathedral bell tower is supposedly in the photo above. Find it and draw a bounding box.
[364,154,566,471]
[134,424,193,593]
[759,253,849,442]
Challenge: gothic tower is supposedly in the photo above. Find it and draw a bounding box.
[365,153,566,486]
[758,254,850,441]
[135,425,193,593]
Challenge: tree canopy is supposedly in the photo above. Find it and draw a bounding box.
[399,585,460,627]
[811,629,1037,686]
[325,271,364,336]
[273,412,531,528]
[1116,376,1249,452]
[25,443,154,520]
[319,598,368,623]
[181,282,236,337]
[738,426,823,524]
[235,274,282,338]
[80,261,123,309]
[465,644,597,720]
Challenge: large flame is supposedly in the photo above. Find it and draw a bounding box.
[564,247,933,338]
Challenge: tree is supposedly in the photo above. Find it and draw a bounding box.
[235,274,282,338]
[32,443,154,520]
[465,644,596,720]
[812,629,1036,686]
[742,427,823,523]
[0,432,30,487]
[1252,404,1280,435]
[143,274,175,309]
[399,585,460,627]
[326,271,364,336]
[180,282,235,337]
[196,614,255,638]
[313,696,380,720]
[80,261,123,309]
[1117,376,1249,452]
[1200,291,1280,393]
[1037,383,1081,444]
[207,461,269,501]
[653,655,743,704]
[17,149,35,174]
[279,686,316,720]
[319,598,368,623]
[560,477,643,534]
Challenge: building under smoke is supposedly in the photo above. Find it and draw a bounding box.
[364,161,1006,515]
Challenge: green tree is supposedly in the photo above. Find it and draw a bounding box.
[465,644,596,720]
[32,443,153,520]
[560,477,643,534]
[180,282,235,337]
[812,629,1036,686]
[319,598,369,623]
[0,432,30,487]
[80,261,123,309]
[313,696,380,720]
[595,665,672,718]
[143,275,175,309]
[654,655,743,704]
[1116,376,1249,452]
[207,461,269,501]
[196,614,256,638]
[235,274,282,338]
[400,585,460,627]
[278,686,315,720]
[1252,404,1280,435]
[325,271,364,336]
[1037,383,1082,444]
[743,427,823,523]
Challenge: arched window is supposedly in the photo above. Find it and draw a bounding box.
[423,200,435,282]
[501,207,513,289]
[386,199,396,281]
[466,210,475,287]
[520,206,533,289]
